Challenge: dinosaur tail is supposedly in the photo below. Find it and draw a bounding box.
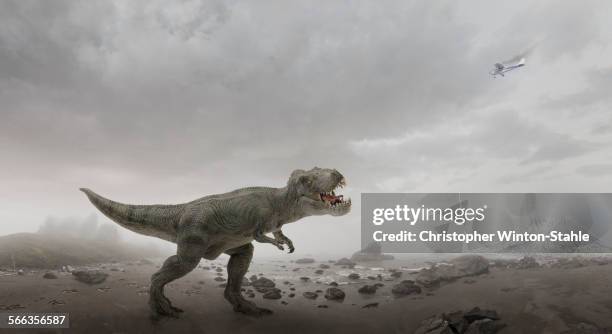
[79,188,184,243]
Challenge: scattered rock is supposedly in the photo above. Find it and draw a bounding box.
[550,257,591,269]
[464,319,506,334]
[251,277,275,288]
[72,271,108,285]
[288,293,295,298]
[348,273,360,280]
[335,258,356,267]
[315,269,324,275]
[324,287,345,301]
[415,307,505,334]
[516,256,539,269]
[262,288,282,300]
[303,292,318,299]
[319,264,330,269]
[414,314,454,334]
[0,304,26,310]
[391,280,422,296]
[48,299,65,306]
[390,271,403,279]
[300,276,310,282]
[318,305,329,308]
[358,285,378,294]
[214,277,226,282]
[43,272,58,279]
[451,255,489,276]
[463,307,500,322]
[61,265,75,273]
[250,274,258,281]
[363,302,379,308]
[416,255,489,288]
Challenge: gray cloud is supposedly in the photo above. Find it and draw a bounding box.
[2,0,612,255]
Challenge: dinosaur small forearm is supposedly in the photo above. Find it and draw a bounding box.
[273,231,295,253]
[254,229,283,250]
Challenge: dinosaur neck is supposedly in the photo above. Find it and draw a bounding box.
[271,186,307,224]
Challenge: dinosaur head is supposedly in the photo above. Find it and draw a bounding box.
[288,167,351,217]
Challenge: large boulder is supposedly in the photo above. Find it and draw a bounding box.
[334,257,356,267]
[251,277,275,288]
[391,280,422,296]
[72,270,108,285]
[415,307,504,334]
[324,287,346,301]
[350,242,395,262]
[451,255,489,277]
[416,255,489,287]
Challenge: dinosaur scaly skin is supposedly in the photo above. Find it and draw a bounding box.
[80,167,350,318]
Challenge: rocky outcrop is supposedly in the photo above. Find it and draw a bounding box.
[416,255,489,287]
[350,242,394,262]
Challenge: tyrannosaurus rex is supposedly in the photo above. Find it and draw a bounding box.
[80,167,351,318]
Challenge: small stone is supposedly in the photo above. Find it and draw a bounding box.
[262,288,282,299]
[390,271,403,279]
[358,285,377,294]
[251,277,275,288]
[324,287,345,301]
[214,277,226,282]
[335,258,356,266]
[315,270,324,275]
[348,273,360,280]
[319,264,330,269]
[300,276,310,282]
[303,292,318,299]
[72,271,108,285]
[43,272,58,279]
[391,280,422,296]
[363,302,379,308]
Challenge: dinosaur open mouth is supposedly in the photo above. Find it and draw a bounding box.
[319,178,350,207]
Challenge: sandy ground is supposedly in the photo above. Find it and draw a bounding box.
[1,258,612,334]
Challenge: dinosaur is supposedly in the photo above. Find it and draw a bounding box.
[80,167,351,318]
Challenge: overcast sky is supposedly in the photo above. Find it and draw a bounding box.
[1,0,612,257]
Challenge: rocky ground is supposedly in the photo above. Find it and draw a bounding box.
[1,255,612,333]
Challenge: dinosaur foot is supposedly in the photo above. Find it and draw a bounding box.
[232,299,273,317]
[150,294,182,319]
[164,296,184,313]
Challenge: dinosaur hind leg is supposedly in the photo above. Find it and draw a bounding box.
[224,243,272,316]
[149,240,202,319]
